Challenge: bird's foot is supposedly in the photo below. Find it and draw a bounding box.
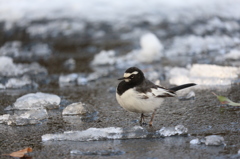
[140,122,148,126]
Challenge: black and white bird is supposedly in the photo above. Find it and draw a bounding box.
[116,67,196,126]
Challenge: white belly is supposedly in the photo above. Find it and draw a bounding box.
[116,88,164,113]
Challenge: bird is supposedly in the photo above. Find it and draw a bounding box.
[116,67,196,126]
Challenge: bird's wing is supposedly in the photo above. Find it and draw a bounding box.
[136,79,176,99]
[151,86,176,97]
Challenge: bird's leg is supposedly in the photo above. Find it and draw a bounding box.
[149,109,156,126]
[139,113,147,126]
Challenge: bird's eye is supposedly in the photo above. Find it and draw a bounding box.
[130,75,134,78]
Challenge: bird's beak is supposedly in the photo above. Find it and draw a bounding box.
[118,77,127,80]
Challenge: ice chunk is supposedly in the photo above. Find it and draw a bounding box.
[169,64,240,88]
[165,35,240,56]
[91,50,116,65]
[157,125,188,137]
[190,138,201,145]
[62,102,87,115]
[59,73,78,86]
[70,149,125,156]
[0,41,21,57]
[0,56,47,76]
[6,92,61,110]
[63,58,76,71]
[137,33,163,63]
[223,49,240,60]
[42,126,147,142]
[0,114,10,124]
[30,43,51,56]
[178,91,195,101]
[238,149,240,154]
[204,135,225,146]
[4,75,38,89]
[7,109,48,125]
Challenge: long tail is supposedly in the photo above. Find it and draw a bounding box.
[169,83,196,92]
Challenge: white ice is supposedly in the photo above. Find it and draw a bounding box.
[3,75,38,89]
[190,138,201,145]
[157,125,188,137]
[59,73,78,86]
[42,125,189,142]
[62,102,87,115]
[223,49,240,60]
[63,58,76,71]
[1,0,240,30]
[204,135,225,146]
[137,33,163,63]
[0,56,47,76]
[0,109,48,125]
[190,135,225,146]
[169,64,240,89]
[42,127,123,141]
[42,126,148,142]
[91,50,116,66]
[0,41,51,58]
[91,33,163,67]
[165,35,240,56]
[5,92,61,110]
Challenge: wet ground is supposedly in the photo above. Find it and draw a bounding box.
[0,1,240,158]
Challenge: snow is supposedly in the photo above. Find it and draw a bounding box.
[62,102,87,115]
[5,92,61,110]
[169,64,240,88]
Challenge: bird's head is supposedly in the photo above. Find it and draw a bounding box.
[118,67,144,84]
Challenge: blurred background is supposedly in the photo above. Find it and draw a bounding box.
[0,0,240,158]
